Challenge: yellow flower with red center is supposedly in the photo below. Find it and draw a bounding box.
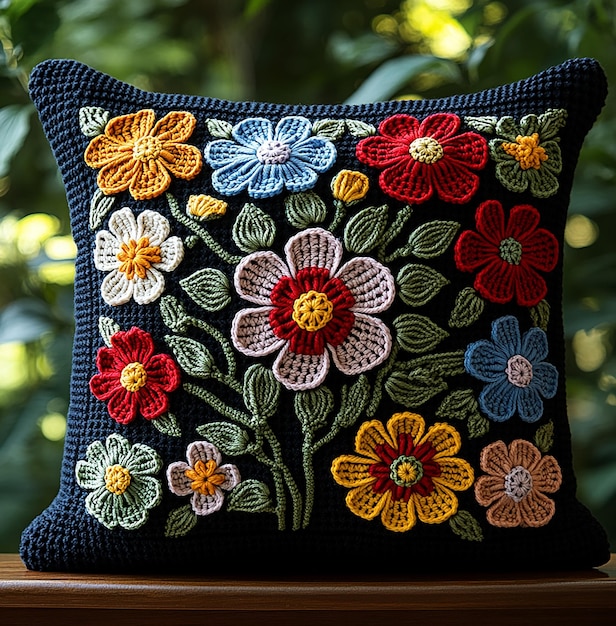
[85,109,202,200]
[331,412,474,532]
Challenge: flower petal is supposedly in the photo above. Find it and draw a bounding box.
[519,489,556,527]
[414,483,458,524]
[474,259,516,304]
[187,440,223,468]
[105,433,133,465]
[97,158,140,196]
[277,159,318,193]
[430,159,481,204]
[354,419,395,461]
[274,116,312,144]
[85,488,117,529]
[515,386,545,423]
[231,307,285,357]
[356,135,410,168]
[506,204,540,240]
[136,209,170,244]
[75,460,106,490]
[345,482,388,520]
[454,230,498,272]
[106,109,155,143]
[166,461,193,497]
[155,236,184,272]
[531,454,562,494]
[285,227,342,277]
[217,464,241,491]
[380,159,432,204]
[104,387,138,424]
[85,135,130,168]
[145,353,181,393]
[528,167,560,198]
[108,206,139,242]
[510,264,547,307]
[421,422,463,458]
[110,327,155,363]
[125,442,161,475]
[191,489,225,516]
[331,455,375,488]
[465,339,509,382]
[486,495,522,527]
[379,114,421,141]
[508,439,542,472]
[491,316,522,353]
[205,139,256,168]
[291,137,337,172]
[521,326,550,363]
[433,457,474,492]
[129,159,172,200]
[151,111,196,143]
[520,228,558,273]
[419,112,460,140]
[475,200,506,243]
[94,231,121,271]
[247,163,286,198]
[232,117,273,148]
[335,257,395,314]
[386,412,425,447]
[441,132,488,168]
[381,495,417,532]
[135,384,170,420]
[479,377,517,422]
[329,314,392,376]
[272,344,329,390]
[235,251,289,305]
[479,440,512,476]
[474,475,505,507]
[211,158,263,196]
[132,268,166,305]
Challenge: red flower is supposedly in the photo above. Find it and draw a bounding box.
[454,200,559,307]
[355,113,487,205]
[90,327,181,424]
[269,267,356,356]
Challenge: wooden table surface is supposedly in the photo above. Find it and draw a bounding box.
[1,553,615,625]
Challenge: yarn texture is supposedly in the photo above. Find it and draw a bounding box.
[20,57,610,573]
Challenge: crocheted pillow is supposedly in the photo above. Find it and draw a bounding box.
[21,57,610,573]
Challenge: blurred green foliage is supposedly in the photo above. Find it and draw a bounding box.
[1,0,615,553]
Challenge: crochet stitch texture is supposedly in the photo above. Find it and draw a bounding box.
[20,57,610,574]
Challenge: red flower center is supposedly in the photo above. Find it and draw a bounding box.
[269,267,355,356]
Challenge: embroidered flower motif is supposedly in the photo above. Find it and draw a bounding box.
[465,316,558,423]
[186,194,228,220]
[167,441,241,516]
[454,200,558,307]
[231,227,395,391]
[331,169,370,205]
[84,109,202,200]
[94,206,184,306]
[475,439,562,527]
[75,433,162,530]
[90,327,181,425]
[355,113,488,205]
[331,412,474,532]
[204,116,337,199]
[489,109,566,198]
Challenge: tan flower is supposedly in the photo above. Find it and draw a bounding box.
[475,439,562,528]
[85,109,202,200]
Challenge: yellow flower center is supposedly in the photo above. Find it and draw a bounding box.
[185,459,226,496]
[292,290,334,332]
[390,455,424,488]
[409,137,444,164]
[117,237,162,280]
[120,362,148,392]
[501,133,548,170]
[104,464,132,495]
[133,135,163,162]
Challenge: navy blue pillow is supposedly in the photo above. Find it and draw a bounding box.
[20,57,610,573]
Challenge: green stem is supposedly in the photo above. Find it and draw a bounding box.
[366,343,400,418]
[251,434,287,530]
[167,193,242,265]
[377,204,413,262]
[184,382,253,427]
[328,199,347,232]
[209,367,244,395]
[187,316,237,377]
[301,436,315,530]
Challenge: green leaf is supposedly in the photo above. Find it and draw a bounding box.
[407,220,460,259]
[284,191,327,228]
[397,264,449,307]
[449,510,483,542]
[195,422,251,456]
[180,268,231,312]
[89,189,115,230]
[535,421,554,453]
[449,287,485,328]
[0,105,32,177]
[165,504,198,538]
[385,368,448,407]
[394,314,448,353]
[98,316,120,347]
[530,299,551,331]
[537,108,568,140]
[159,295,190,333]
[206,118,233,138]
[312,118,346,141]
[165,335,213,378]
[343,205,388,253]
[151,412,182,438]
[436,389,478,421]
[344,55,461,104]
[345,119,375,138]
[227,479,274,513]
[295,386,334,432]
[464,115,498,134]
[232,203,276,252]
[243,364,280,422]
[335,375,371,429]
[468,412,491,438]
[79,106,109,137]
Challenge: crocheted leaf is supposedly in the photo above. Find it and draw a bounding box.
[79,106,109,137]
[394,314,448,353]
[159,295,190,333]
[295,386,334,432]
[407,220,460,259]
[284,191,327,228]
[165,335,214,378]
[98,316,120,348]
[535,421,555,453]
[195,422,251,456]
[449,511,483,542]
[151,412,182,438]
[312,119,346,141]
[531,299,551,331]
[333,375,370,429]
[385,368,448,406]
[206,118,233,139]
[464,116,498,134]
[180,268,231,312]
[449,287,485,328]
[345,119,375,138]
[343,205,388,253]
[227,479,274,514]
[397,263,449,307]
[243,364,281,422]
[436,389,479,422]
[164,504,198,538]
[232,203,276,252]
[89,189,115,230]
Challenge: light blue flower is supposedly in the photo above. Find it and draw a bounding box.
[204,116,337,199]
[464,316,558,423]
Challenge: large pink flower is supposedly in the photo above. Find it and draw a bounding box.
[356,113,488,205]
[231,228,395,391]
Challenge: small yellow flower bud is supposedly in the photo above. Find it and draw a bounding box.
[186,194,228,220]
[331,170,369,205]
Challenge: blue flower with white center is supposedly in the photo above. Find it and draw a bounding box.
[204,116,337,199]
[464,316,558,423]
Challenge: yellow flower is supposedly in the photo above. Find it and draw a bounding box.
[331,412,474,532]
[331,169,369,204]
[187,194,228,220]
[84,109,202,201]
